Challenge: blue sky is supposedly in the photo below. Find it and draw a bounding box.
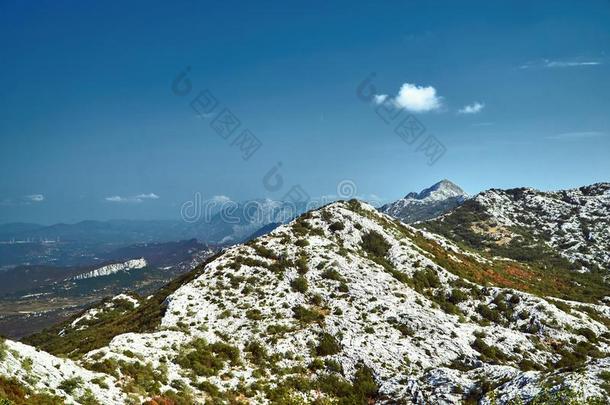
[1,0,609,224]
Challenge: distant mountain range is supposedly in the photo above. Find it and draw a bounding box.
[188,199,308,244]
[1,183,468,250]
[0,200,308,270]
[0,200,309,248]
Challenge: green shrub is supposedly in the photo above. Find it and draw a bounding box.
[295,239,310,248]
[246,309,263,320]
[290,276,308,293]
[321,268,345,283]
[518,358,544,371]
[309,358,325,371]
[293,217,312,235]
[176,339,240,377]
[352,364,379,400]
[0,339,7,361]
[493,293,509,312]
[245,340,269,366]
[295,255,309,274]
[471,338,508,364]
[119,361,166,395]
[315,363,378,403]
[78,388,101,405]
[58,377,83,394]
[19,357,33,376]
[391,322,415,337]
[264,362,378,404]
[194,380,220,397]
[509,294,521,305]
[576,327,597,343]
[324,359,343,373]
[361,231,391,257]
[554,349,585,371]
[310,294,323,306]
[91,376,109,389]
[448,289,469,304]
[329,222,345,232]
[316,333,341,356]
[477,304,503,324]
[252,244,278,260]
[411,267,441,290]
[84,357,120,378]
[292,305,324,323]
[448,354,476,372]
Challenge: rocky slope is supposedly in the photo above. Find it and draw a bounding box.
[3,200,609,404]
[423,182,610,275]
[380,180,468,224]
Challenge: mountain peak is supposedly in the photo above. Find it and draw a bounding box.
[380,180,468,223]
[409,179,467,201]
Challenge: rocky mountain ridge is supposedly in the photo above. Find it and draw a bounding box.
[2,200,609,404]
[424,182,610,274]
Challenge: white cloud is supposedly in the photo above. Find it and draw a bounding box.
[105,196,130,203]
[458,102,485,114]
[545,61,600,68]
[546,131,607,140]
[393,83,442,112]
[374,83,442,113]
[105,193,160,203]
[210,195,232,204]
[135,193,159,200]
[1,195,45,206]
[520,59,602,69]
[25,194,44,202]
[373,94,388,105]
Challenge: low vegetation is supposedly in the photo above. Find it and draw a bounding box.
[0,375,64,405]
[175,339,240,377]
[316,333,341,356]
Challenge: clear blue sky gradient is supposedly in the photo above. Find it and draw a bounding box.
[1,0,609,223]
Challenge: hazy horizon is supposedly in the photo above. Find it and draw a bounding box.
[2,178,609,227]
